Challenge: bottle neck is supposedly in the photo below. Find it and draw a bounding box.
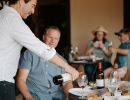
[61,73,72,82]
[98,62,102,71]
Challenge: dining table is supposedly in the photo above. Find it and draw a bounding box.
[68,55,104,69]
[68,81,130,100]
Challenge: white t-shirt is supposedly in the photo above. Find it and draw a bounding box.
[0,5,56,83]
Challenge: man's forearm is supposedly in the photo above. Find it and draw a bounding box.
[16,79,33,99]
[49,54,79,81]
[49,54,69,70]
[102,47,111,56]
[117,48,129,55]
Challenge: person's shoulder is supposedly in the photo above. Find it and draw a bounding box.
[128,41,130,44]
[23,50,39,58]
[105,39,110,43]
[127,41,130,48]
[87,39,93,46]
[24,50,33,55]
[88,39,93,43]
[104,39,111,45]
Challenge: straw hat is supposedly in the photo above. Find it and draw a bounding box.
[92,26,108,35]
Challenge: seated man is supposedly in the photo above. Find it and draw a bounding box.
[105,28,130,79]
[16,26,73,100]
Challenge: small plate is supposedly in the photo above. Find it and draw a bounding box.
[68,88,97,96]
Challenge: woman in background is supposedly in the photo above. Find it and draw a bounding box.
[84,26,112,82]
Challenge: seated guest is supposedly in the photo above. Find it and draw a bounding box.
[16,26,73,100]
[105,28,130,79]
[84,26,112,82]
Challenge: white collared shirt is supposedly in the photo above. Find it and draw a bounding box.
[0,5,56,83]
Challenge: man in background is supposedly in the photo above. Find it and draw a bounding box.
[105,28,130,79]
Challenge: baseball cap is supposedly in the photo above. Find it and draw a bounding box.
[115,28,130,36]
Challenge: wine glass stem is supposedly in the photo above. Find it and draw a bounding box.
[81,87,85,99]
[111,92,114,96]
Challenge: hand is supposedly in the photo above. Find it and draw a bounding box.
[93,41,100,48]
[65,65,79,81]
[117,68,127,78]
[109,47,117,53]
[26,98,35,100]
[98,42,105,49]
[113,63,118,69]
[25,96,35,100]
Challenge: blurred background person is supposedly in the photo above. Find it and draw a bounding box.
[84,26,112,82]
[16,26,73,100]
[105,28,130,79]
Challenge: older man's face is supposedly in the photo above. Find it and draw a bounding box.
[43,29,61,48]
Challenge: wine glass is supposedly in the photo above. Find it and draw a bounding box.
[108,70,119,96]
[77,75,88,99]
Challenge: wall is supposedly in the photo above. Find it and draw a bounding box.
[70,0,123,62]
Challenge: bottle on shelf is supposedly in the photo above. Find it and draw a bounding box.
[96,62,105,89]
[53,73,72,85]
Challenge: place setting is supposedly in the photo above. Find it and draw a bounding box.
[68,70,130,100]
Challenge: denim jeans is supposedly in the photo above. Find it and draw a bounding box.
[0,81,15,100]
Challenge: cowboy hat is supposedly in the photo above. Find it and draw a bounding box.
[92,26,108,35]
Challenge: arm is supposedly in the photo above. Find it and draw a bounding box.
[109,47,129,55]
[116,48,129,55]
[49,54,79,80]
[98,42,112,56]
[102,47,112,56]
[9,16,79,80]
[16,69,34,100]
[63,81,73,100]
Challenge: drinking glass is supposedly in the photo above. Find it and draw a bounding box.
[77,75,88,99]
[108,71,119,96]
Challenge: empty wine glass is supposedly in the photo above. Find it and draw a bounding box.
[77,75,88,99]
[108,70,119,96]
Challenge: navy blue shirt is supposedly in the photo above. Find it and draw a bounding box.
[19,50,65,100]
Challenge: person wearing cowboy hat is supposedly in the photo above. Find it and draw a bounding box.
[84,26,112,82]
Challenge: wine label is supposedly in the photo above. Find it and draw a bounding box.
[61,73,72,83]
[96,79,104,87]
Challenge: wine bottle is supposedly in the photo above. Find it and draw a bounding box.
[96,62,105,89]
[53,73,72,85]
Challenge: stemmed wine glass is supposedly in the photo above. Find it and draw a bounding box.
[77,75,88,99]
[107,70,119,96]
